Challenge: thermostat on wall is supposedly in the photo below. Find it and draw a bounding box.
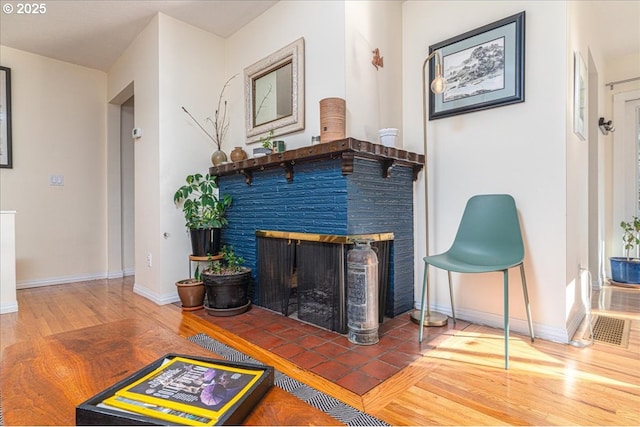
[132,128,143,139]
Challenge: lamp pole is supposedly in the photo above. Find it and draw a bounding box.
[409,50,448,327]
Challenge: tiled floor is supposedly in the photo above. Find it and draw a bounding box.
[193,305,470,395]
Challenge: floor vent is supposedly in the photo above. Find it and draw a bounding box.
[585,315,631,348]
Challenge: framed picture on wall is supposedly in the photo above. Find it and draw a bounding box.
[429,11,525,120]
[573,52,587,141]
[0,66,12,168]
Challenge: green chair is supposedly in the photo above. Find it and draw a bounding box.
[418,194,534,369]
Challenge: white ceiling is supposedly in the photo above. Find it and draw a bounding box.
[0,1,638,73]
[0,0,279,71]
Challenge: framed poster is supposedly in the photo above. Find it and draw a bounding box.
[0,66,12,168]
[429,12,525,120]
[573,51,587,140]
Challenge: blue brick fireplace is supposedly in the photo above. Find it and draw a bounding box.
[210,139,424,320]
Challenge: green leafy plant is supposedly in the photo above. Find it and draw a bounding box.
[208,245,246,275]
[620,216,640,261]
[260,130,274,150]
[173,173,232,229]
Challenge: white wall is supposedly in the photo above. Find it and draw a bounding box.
[0,46,108,287]
[0,211,18,313]
[225,0,346,151]
[108,15,163,301]
[345,1,403,146]
[107,13,228,304]
[157,14,226,298]
[403,1,569,341]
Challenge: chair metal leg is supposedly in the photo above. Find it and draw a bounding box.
[447,271,456,323]
[503,269,509,370]
[519,263,535,342]
[418,262,429,342]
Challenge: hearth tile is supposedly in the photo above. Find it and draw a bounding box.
[395,339,434,356]
[336,370,381,395]
[296,334,327,349]
[263,320,291,334]
[249,332,288,349]
[275,327,307,341]
[313,341,349,358]
[313,360,352,381]
[290,350,329,369]
[377,334,405,350]
[333,350,371,368]
[272,342,307,359]
[313,328,341,340]
[348,342,388,357]
[360,359,400,380]
[384,324,418,340]
[378,349,420,368]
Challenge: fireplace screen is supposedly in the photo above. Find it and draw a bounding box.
[256,231,392,333]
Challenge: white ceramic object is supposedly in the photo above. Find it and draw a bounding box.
[379,128,399,147]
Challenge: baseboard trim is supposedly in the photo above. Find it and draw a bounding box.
[17,272,109,289]
[0,301,19,314]
[421,302,570,344]
[133,282,179,305]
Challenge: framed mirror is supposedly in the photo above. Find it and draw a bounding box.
[245,38,305,143]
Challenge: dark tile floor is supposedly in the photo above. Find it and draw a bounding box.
[193,305,470,395]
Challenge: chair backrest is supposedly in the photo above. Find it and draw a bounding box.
[449,194,524,267]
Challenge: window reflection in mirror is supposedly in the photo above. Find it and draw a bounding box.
[253,62,293,127]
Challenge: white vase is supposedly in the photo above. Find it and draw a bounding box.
[379,128,399,147]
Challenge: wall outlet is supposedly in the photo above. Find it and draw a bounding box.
[49,175,64,186]
[147,253,152,267]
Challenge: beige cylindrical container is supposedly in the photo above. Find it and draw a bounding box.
[320,97,346,143]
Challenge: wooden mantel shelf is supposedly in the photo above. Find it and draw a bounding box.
[209,138,425,185]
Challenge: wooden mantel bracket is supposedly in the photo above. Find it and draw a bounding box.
[341,152,354,175]
[281,161,295,182]
[382,159,395,178]
[240,169,253,185]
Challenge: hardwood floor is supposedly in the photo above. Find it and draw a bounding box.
[1,277,639,425]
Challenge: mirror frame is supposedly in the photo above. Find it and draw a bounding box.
[244,37,305,143]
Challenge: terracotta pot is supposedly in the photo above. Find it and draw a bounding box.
[230,146,248,162]
[175,279,205,311]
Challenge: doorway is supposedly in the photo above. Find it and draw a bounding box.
[611,90,640,265]
[107,82,135,278]
[120,96,135,275]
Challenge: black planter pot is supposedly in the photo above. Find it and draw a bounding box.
[189,228,221,256]
[203,268,251,311]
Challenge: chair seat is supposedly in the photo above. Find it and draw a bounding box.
[424,252,522,274]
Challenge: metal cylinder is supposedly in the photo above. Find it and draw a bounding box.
[346,239,379,345]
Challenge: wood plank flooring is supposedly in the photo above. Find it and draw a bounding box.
[1,277,639,425]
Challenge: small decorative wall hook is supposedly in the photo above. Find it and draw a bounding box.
[372,48,384,70]
[598,117,615,135]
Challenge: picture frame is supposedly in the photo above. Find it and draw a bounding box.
[573,51,587,141]
[429,11,525,120]
[0,66,12,168]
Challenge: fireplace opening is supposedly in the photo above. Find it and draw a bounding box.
[256,231,392,333]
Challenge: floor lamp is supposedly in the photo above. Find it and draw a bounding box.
[409,50,449,327]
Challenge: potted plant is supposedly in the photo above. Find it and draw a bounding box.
[252,130,274,157]
[174,173,232,257]
[202,245,251,316]
[175,265,205,311]
[610,216,640,285]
